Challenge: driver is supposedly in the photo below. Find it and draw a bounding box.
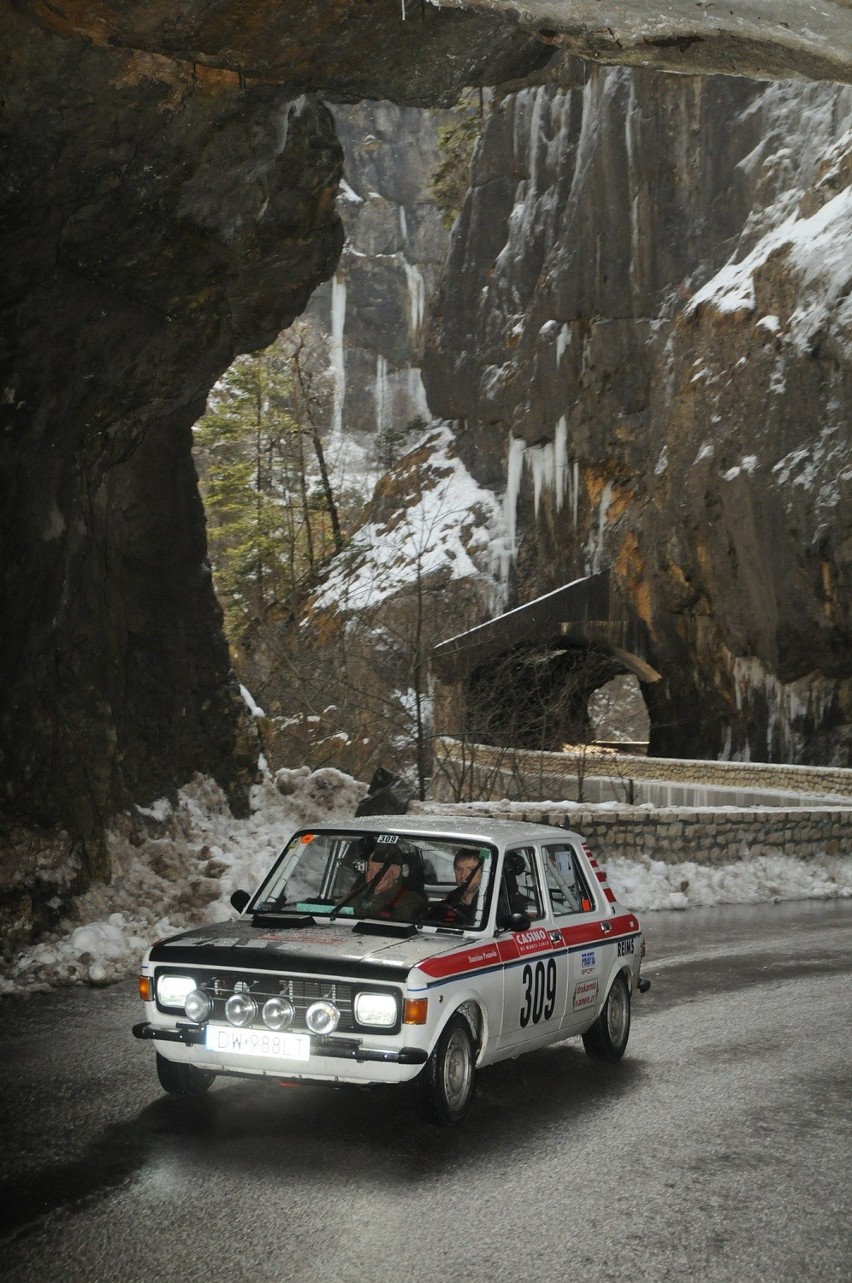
[450,850,483,923]
[349,849,426,922]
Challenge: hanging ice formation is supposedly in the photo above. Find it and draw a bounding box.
[375,354,390,436]
[330,273,347,440]
[502,419,578,572]
[404,263,426,337]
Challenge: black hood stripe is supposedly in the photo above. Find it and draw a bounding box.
[149,941,411,983]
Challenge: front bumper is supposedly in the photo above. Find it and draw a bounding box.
[132,1021,428,1065]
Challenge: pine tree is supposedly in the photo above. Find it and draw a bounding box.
[194,346,327,635]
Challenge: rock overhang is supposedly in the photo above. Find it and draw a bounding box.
[19,0,852,91]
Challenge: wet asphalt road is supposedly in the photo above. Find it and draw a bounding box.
[1,900,850,1283]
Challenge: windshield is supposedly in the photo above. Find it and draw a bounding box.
[252,830,496,930]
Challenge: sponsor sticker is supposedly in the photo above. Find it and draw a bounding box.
[580,950,596,975]
[573,979,599,1010]
[515,927,553,957]
[465,945,499,967]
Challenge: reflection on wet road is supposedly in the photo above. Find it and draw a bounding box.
[1,901,850,1282]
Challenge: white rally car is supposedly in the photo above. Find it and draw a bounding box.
[134,816,649,1124]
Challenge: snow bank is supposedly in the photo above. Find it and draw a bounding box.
[0,767,364,997]
[2,770,849,996]
[605,852,852,912]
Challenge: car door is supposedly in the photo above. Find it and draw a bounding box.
[540,840,611,1033]
[497,847,567,1051]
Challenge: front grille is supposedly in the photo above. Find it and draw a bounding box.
[155,967,400,1034]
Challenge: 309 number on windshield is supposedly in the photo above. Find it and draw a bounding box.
[520,957,557,1026]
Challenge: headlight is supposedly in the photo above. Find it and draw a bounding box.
[225,992,258,1027]
[184,988,212,1023]
[157,974,197,1008]
[305,1000,340,1034]
[354,992,398,1028]
[262,996,295,1032]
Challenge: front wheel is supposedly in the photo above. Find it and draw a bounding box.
[156,1051,216,1096]
[415,1014,476,1125]
[582,973,631,1061]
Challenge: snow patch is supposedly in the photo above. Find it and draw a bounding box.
[311,423,505,616]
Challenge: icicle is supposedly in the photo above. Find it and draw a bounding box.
[403,262,426,336]
[330,273,346,440]
[504,435,526,557]
[375,355,390,436]
[405,366,430,420]
[554,416,568,512]
[589,480,612,573]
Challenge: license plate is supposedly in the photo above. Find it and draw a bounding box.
[204,1025,310,1061]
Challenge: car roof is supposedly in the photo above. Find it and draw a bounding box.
[306,813,585,849]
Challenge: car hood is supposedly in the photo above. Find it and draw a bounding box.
[147,918,470,977]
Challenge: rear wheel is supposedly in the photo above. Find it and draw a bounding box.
[156,1051,216,1096]
[415,1014,476,1125]
[582,973,631,1061]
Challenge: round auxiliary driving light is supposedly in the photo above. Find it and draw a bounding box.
[184,988,212,1023]
[262,996,295,1032]
[225,992,258,1027]
[305,1000,340,1035]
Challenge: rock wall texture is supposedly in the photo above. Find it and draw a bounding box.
[0,11,345,867]
[423,58,852,766]
[470,0,852,83]
[288,101,455,483]
[0,3,547,866]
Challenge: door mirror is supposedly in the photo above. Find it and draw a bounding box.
[230,889,250,913]
[507,910,531,933]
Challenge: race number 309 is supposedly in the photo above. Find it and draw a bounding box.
[520,957,557,1026]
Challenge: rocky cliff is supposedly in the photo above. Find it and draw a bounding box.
[2,0,851,896]
[284,101,457,486]
[424,58,852,764]
[0,2,546,880]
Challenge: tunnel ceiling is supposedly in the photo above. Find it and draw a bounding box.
[2,0,851,863]
[17,0,852,87]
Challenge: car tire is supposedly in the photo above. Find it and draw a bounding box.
[415,1014,476,1125]
[582,973,631,1062]
[156,1051,216,1096]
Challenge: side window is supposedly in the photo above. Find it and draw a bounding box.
[499,847,543,922]
[542,844,595,916]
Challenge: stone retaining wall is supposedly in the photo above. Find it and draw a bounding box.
[426,739,852,865]
[432,738,852,801]
[413,800,850,865]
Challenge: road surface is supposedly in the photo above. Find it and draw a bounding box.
[1,900,850,1282]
